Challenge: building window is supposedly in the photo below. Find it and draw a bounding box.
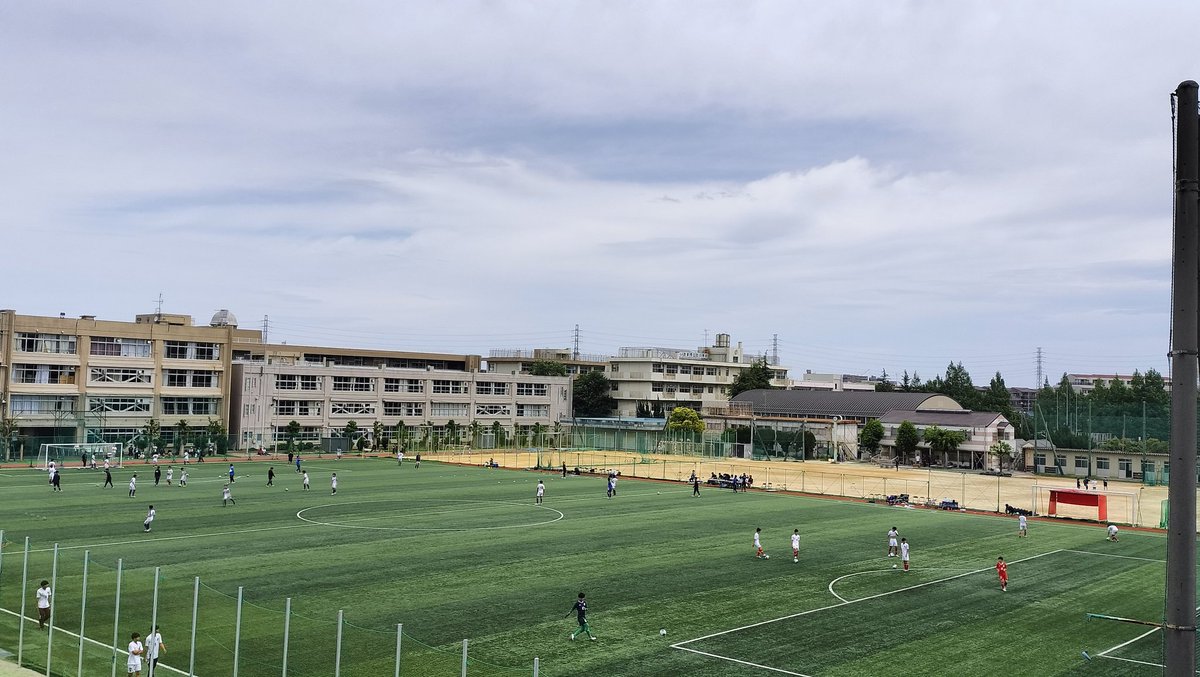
[331,401,376,416]
[516,404,549,418]
[299,375,321,391]
[12,364,77,384]
[516,383,548,396]
[1096,458,1110,470]
[166,370,218,388]
[1118,458,1133,474]
[665,364,678,374]
[89,367,151,385]
[476,382,510,396]
[276,374,298,390]
[332,376,375,392]
[164,341,220,360]
[89,337,152,358]
[430,402,470,417]
[275,400,321,417]
[16,333,76,354]
[651,363,664,373]
[432,380,467,394]
[10,395,76,414]
[1074,456,1089,470]
[88,397,151,414]
[705,367,717,376]
[475,404,511,417]
[160,397,219,416]
[1033,453,1046,467]
[404,402,423,417]
[384,378,402,393]
[652,383,664,392]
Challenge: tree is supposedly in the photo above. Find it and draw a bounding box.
[468,421,482,448]
[372,420,384,450]
[666,407,705,435]
[0,415,19,462]
[531,422,546,446]
[396,421,408,449]
[343,420,359,451]
[989,441,1014,472]
[636,401,653,418]
[446,420,461,445]
[491,421,505,448]
[142,418,162,453]
[875,370,895,392]
[573,372,616,417]
[859,419,884,453]
[206,418,228,454]
[923,426,967,460]
[895,421,920,460]
[728,358,774,399]
[983,372,1016,420]
[529,360,568,377]
[285,420,301,452]
[174,419,190,453]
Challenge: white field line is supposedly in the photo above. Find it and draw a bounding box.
[1062,549,1165,563]
[826,568,973,604]
[0,606,190,676]
[1092,602,1200,674]
[673,549,1065,652]
[670,646,813,676]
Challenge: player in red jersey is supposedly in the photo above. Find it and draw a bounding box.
[996,556,1008,592]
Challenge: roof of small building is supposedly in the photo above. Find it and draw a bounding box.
[878,409,1007,428]
[732,390,961,419]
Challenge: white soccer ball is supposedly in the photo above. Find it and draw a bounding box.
[764,554,770,559]
[285,488,289,492]
[659,628,667,636]
[892,564,898,569]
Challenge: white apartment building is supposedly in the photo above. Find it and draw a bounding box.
[231,360,572,449]
[1066,373,1172,394]
[607,334,789,417]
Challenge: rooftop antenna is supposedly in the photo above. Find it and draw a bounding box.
[572,324,580,360]
[154,293,164,322]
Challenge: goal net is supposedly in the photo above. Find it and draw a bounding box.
[37,443,124,470]
[1030,484,1140,526]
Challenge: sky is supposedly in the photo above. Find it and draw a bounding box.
[3,2,1197,387]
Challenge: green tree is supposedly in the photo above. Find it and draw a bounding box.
[875,370,895,392]
[446,420,461,445]
[573,371,616,417]
[989,440,1014,472]
[859,419,885,453]
[142,418,161,453]
[529,360,568,377]
[982,372,1016,419]
[531,422,546,446]
[895,420,920,461]
[468,421,482,448]
[666,407,705,435]
[396,421,408,449]
[343,420,359,451]
[206,418,229,454]
[373,420,384,450]
[728,358,774,399]
[174,419,190,453]
[285,420,301,452]
[923,425,967,459]
[491,421,505,448]
[0,415,19,461]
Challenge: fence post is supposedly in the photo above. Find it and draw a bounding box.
[334,609,343,677]
[110,559,122,677]
[18,536,29,666]
[961,473,966,508]
[461,639,468,677]
[281,597,291,677]
[233,586,243,677]
[46,542,59,677]
[148,566,159,677]
[189,577,198,677]
[394,623,402,677]
[77,551,89,677]
[533,656,539,677]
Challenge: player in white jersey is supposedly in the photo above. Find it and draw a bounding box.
[754,527,765,559]
[129,474,137,498]
[302,471,310,491]
[791,529,801,562]
[900,538,910,571]
[165,467,174,486]
[331,473,338,495]
[1018,514,1028,537]
[887,527,899,557]
[143,505,155,533]
[536,480,545,505]
[222,484,235,507]
[1106,524,1119,541]
[127,632,144,676]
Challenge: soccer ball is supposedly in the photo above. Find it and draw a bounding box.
[659,628,667,636]
[794,558,798,563]
[892,564,898,569]
[764,554,770,559]
[285,488,289,492]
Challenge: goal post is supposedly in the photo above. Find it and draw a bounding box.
[36,443,124,469]
[1031,484,1139,526]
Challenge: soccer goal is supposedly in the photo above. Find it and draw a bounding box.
[1031,484,1140,526]
[37,443,124,469]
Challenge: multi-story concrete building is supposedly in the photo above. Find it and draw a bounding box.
[607,334,789,417]
[230,358,571,450]
[1066,373,1172,394]
[486,348,609,377]
[0,309,260,452]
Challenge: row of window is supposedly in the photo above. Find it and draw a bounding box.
[14,334,220,360]
[9,395,218,416]
[271,375,551,396]
[1033,454,1165,474]
[651,363,720,376]
[650,383,720,395]
[267,422,557,443]
[13,365,219,387]
[263,400,552,419]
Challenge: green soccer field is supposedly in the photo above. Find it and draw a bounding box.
[0,458,1191,676]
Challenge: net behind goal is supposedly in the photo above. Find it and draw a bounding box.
[37,443,124,469]
[1030,484,1140,526]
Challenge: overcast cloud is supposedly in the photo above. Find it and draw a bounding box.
[2,1,1195,386]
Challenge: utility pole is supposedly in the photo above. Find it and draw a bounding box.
[1035,347,1043,389]
[573,324,580,360]
[1165,79,1198,677]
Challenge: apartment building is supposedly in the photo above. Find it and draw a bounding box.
[230,359,571,449]
[0,309,261,448]
[1066,373,1172,394]
[607,334,789,417]
[486,348,609,377]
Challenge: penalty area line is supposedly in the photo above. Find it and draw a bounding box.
[670,645,813,676]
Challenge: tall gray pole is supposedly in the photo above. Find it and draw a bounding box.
[46,543,58,677]
[1166,79,1199,677]
[189,577,199,677]
[233,586,243,677]
[17,537,28,666]
[148,567,159,677]
[281,597,291,677]
[110,559,122,677]
[77,551,89,677]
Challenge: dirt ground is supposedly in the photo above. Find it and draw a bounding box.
[427,449,1175,530]
[0,661,41,677]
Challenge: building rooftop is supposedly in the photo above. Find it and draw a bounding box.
[732,390,960,419]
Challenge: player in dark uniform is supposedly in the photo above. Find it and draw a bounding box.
[267,467,275,487]
[566,592,596,640]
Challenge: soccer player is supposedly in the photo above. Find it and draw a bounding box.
[146,625,166,673]
[143,505,155,533]
[154,465,161,486]
[36,580,51,630]
[302,471,310,491]
[267,467,275,487]
[222,484,235,507]
[900,537,910,571]
[754,527,765,559]
[693,474,701,497]
[129,474,137,498]
[103,466,113,488]
[791,529,801,563]
[127,632,144,677]
[165,467,173,486]
[606,475,614,498]
[996,556,1008,591]
[331,473,338,495]
[179,469,188,487]
[228,464,236,483]
[536,480,545,505]
[1018,514,1028,537]
[397,450,404,466]
[415,453,421,469]
[566,592,597,641]
[887,527,899,557]
[295,455,302,473]
[51,468,62,492]
[1107,524,1119,541]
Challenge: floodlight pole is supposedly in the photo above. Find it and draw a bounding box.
[1165,79,1199,677]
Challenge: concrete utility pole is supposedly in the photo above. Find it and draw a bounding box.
[1165,79,1198,677]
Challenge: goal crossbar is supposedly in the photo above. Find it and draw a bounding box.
[1031,484,1140,526]
[37,443,124,469]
